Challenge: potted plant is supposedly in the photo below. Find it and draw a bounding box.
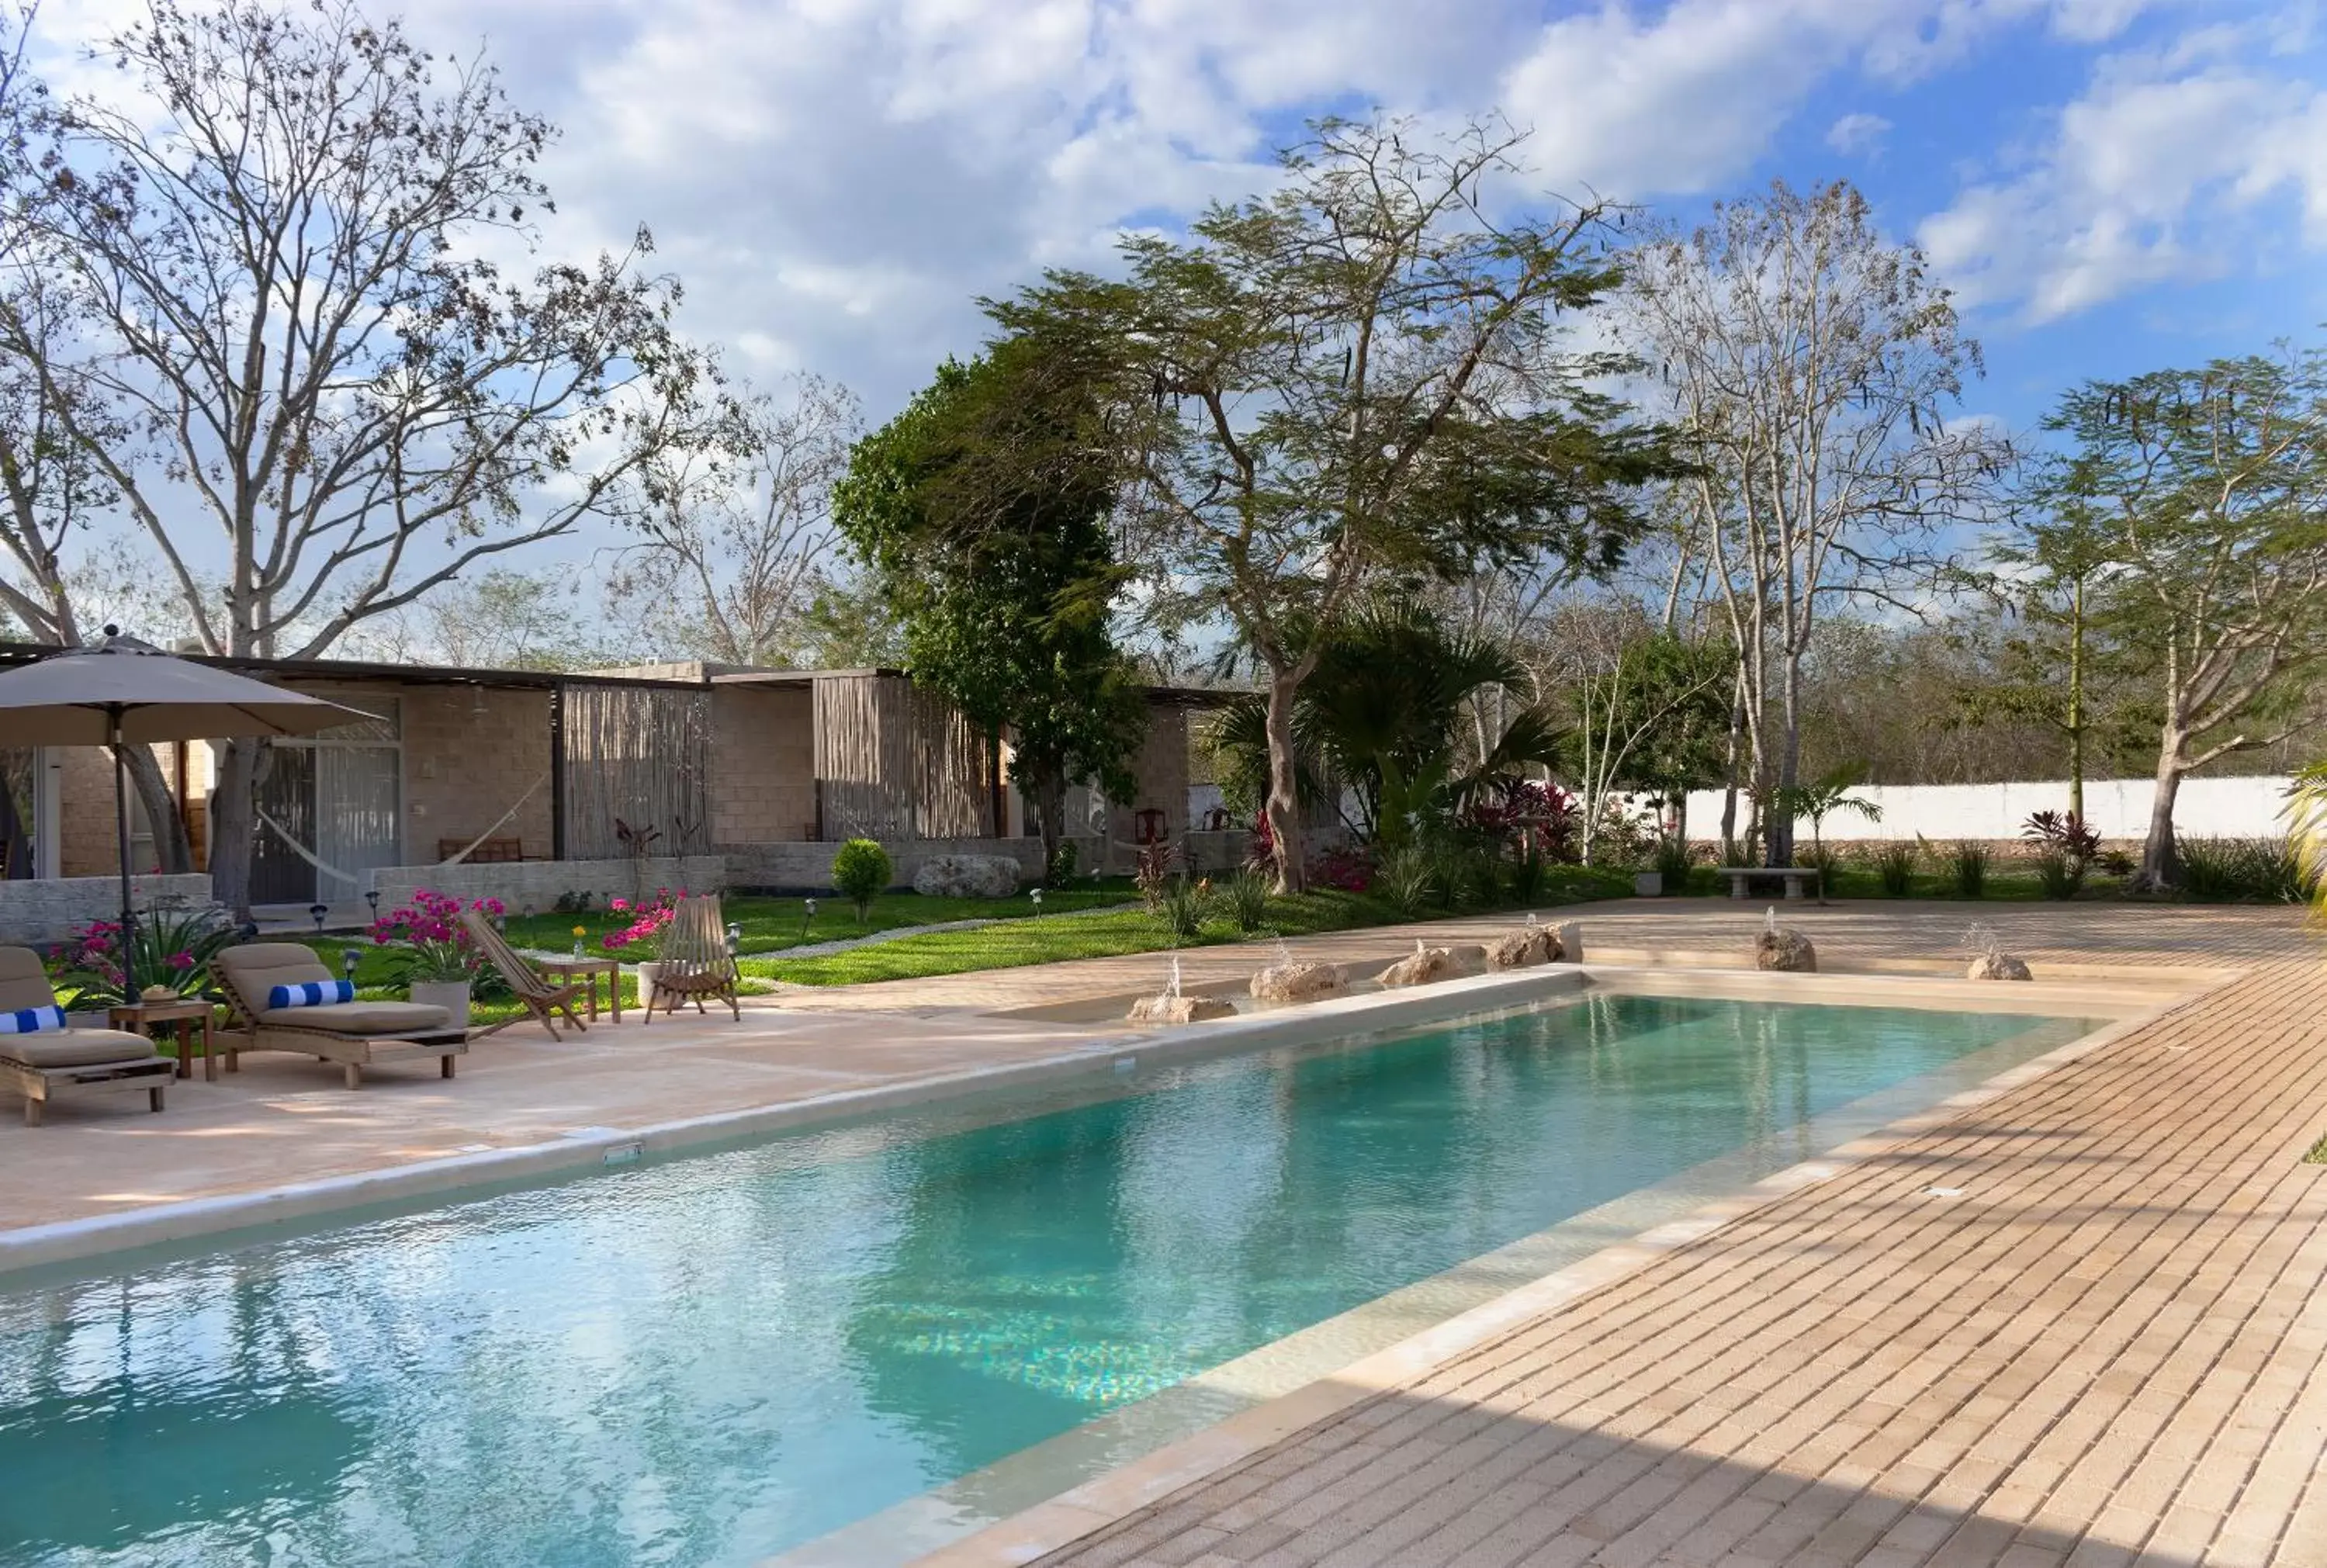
[368,890,492,1029]
[44,903,234,1021]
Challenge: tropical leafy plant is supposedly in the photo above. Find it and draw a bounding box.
[2022,810,2102,865]
[1871,841,1917,897]
[1508,848,1550,905]
[1652,836,1694,891]
[1944,839,1989,898]
[1766,767,1882,861]
[45,902,237,1009]
[1224,869,1271,933]
[1376,845,1439,918]
[1208,601,1563,850]
[2176,836,2307,903]
[2031,850,2086,900]
[1156,874,1210,939]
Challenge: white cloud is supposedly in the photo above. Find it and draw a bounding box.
[1918,23,2327,322]
[1827,112,1892,157]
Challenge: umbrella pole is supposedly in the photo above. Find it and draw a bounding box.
[112,706,137,999]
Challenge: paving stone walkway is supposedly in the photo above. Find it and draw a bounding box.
[1001,901,2327,1568]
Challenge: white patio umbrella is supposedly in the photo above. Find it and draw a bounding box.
[0,629,373,987]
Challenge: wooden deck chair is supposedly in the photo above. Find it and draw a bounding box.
[642,894,740,1023]
[459,906,592,1040]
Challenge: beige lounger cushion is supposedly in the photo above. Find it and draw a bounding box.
[0,944,61,1015]
[255,1000,452,1034]
[0,1030,168,1069]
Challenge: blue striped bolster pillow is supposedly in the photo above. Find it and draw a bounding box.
[0,1005,64,1034]
[267,980,354,1010]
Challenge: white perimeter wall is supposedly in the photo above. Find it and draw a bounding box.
[1684,776,2296,843]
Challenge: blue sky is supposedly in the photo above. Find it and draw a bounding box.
[32,0,2327,516]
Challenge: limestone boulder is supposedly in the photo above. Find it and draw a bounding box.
[1378,943,1487,988]
[911,853,1021,899]
[1968,952,2033,981]
[1127,993,1236,1024]
[1250,961,1347,1005]
[1488,926,1562,970]
[1755,926,1818,973]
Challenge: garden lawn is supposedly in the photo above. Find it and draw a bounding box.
[493,881,1141,961]
[752,867,1634,987]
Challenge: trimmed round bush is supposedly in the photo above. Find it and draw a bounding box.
[830,839,892,921]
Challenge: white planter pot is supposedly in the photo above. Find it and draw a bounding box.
[1633,871,1664,898]
[634,962,660,1006]
[408,981,472,1030]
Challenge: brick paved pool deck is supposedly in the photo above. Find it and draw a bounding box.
[916,900,2327,1568]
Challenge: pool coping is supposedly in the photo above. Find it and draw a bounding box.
[875,965,2239,1568]
[0,961,2187,1282]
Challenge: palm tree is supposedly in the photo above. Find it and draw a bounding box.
[2286,761,2327,917]
[1208,601,1562,848]
[1768,767,1883,863]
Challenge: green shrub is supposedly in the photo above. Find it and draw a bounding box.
[1800,842,1842,884]
[1225,869,1270,933]
[829,839,892,922]
[1872,841,1917,896]
[1945,839,1989,899]
[2177,836,2306,902]
[1451,846,1502,911]
[2033,848,2086,900]
[1157,874,1209,938]
[1045,839,1079,888]
[1377,845,1438,918]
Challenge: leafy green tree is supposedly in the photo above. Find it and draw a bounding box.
[1562,625,1732,859]
[1766,768,1882,860]
[987,116,1669,889]
[833,334,1146,867]
[2024,349,2327,887]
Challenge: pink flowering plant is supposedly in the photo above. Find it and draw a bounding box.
[601,889,682,954]
[368,890,506,987]
[43,902,233,1009]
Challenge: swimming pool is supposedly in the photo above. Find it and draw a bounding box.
[0,992,2092,1566]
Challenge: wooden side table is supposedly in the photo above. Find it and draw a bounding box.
[535,956,622,1023]
[109,999,218,1082]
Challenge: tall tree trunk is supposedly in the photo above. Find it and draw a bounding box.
[2066,577,2086,824]
[209,737,259,920]
[1718,668,1743,857]
[1262,665,1306,894]
[1030,764,1066,879]
[2141,739,2184,890]
[1768,648,1803,868]
[119,745,193,875]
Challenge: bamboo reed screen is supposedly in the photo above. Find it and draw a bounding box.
[812,673,992,842]
[559,684,714,858]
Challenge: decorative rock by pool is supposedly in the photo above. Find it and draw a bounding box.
[1127,993,1236,1024]
[1968,951,2034,981]
[912,853,1021,898]
[1755,909,1817,973]
[1489,921,1561,969]
[1251,960,1346,1003]
[1379,940,1487,988]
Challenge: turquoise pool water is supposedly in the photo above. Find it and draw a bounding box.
[0,994,2084,1566]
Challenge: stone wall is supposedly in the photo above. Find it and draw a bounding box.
[392,684,555,860]
[0,873,216,945]
[370,854,728,917]
[710,684,815,844]
[722,828,1253,891]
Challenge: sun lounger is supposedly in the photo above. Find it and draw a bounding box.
[211,943,468,1089]
[0,946,176,1126]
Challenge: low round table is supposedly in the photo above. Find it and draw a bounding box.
[109,999,217,1082]
[535,956,622,1023]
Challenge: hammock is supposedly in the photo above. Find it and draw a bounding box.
[255,772,550,893]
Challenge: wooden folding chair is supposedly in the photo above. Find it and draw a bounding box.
[459,906,594,1040]
[642,894,740,1023]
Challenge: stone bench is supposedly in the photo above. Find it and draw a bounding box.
[1717,866,1823,902]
